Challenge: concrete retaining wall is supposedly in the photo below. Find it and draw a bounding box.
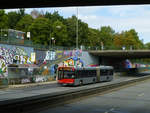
[80,51,99,66]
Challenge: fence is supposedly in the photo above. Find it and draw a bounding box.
[0,37,75,50]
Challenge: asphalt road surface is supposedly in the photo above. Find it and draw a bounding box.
[38,79,150,113]
[0,75,137,101]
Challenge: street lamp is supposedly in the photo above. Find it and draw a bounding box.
[49,25,61,50]
[51,37,54,48]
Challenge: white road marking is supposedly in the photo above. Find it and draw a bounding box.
[138,93,144,97]
[110,108,115,111]
[104,108,115,113]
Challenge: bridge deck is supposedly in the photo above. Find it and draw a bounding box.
[89,50,150,58]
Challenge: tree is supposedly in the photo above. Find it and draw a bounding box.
[65,15,77,46]
[18,8,26,17]
[0,10,8,29]
[78,19,89,46]
[127,29,144,49]
[114,29,144,50]
[99,26,115,49]
[114,33,124,49]
[51,20,68,46]
[145,42,150,49]
[29,17,51,45]
[87,28,100,47]
[45,11,65,23]
[65,15,89,47]
[16,15,33,34]
[7,11,22,29]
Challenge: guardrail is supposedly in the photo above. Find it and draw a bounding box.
[83,46,146,51]
[0,75,150,113]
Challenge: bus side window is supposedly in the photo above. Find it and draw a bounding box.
[93,70,96,77]
[82,70,85,77]
[78,70,82,78]
[101,69,106,76]
[76,70,79,78]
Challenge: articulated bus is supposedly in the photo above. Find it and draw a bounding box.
[57,66,114,86]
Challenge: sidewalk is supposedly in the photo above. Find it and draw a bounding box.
[6,80,57,89]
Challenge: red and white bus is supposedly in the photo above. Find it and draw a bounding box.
[57,66,113,86]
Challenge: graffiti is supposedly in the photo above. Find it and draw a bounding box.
[21,78,31,84]
[72,49,82,57]
[34,76,47,82]
[16,47,28,56]
[61,57,84,67]
[0,45,33,75]
[56,51,63,59]
[45,51,56,61]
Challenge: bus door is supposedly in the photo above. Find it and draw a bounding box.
[100,69,108,81]
[58,69,63,80]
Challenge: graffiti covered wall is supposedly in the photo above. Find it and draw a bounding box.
[34,50,46,65]
[0,44,34,76]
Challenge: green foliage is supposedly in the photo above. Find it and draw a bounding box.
[114,29,144,50]
[78,19,89,46]
[45,11,65,23]
[7,11,22,29]
[65,15,77,46]
[65,15,89,47]
[145,42,150,49]
[29,17,51,45]
[1,9,146,49]
[51,20,68,46]
[88,28,100,46]
[16,15,33,33]
[0,10,8,29]
[99,26,115,49]
[18,9,25,17]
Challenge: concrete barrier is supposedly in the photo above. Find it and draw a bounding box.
[0,75,150,113]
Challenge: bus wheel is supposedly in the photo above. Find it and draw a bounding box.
[79,80,83,86]
[93,79,96,84]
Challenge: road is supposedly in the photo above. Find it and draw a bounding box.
[38,78,150,113]
[0,75,137,102]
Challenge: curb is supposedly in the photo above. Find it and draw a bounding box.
[7,81,57,89]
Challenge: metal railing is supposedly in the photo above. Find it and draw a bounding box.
[0,37,147,51]
[0,37,75,50]
[83,45,146,51]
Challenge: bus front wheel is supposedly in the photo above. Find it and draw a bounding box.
[79,80,83,86]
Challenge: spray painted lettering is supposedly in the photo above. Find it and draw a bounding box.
[0,45,33,76]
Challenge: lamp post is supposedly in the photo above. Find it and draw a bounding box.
[51,37,54,48]
[49,25,61,50]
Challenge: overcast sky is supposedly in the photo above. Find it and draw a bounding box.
[5,5,150,44]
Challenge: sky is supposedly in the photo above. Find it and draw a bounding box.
[5,5,150,44]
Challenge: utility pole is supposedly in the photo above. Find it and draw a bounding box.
[76,7,79,49]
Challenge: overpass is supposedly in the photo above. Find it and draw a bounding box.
[87,50,150,71]
[1,0,150,9]
[89,50,150,59]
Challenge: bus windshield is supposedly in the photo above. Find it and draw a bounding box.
[58,70,75,79]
